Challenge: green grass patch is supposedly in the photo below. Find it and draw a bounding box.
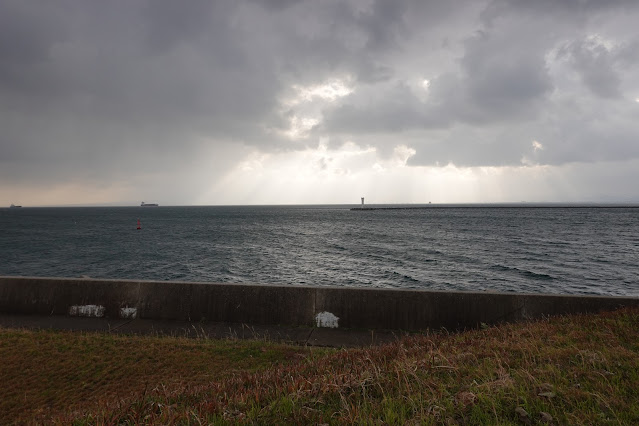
[0,328,326,423]
[2,307,639,424]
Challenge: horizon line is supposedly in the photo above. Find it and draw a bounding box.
[5,201,639,208]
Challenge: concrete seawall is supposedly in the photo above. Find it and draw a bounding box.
[1,276,638,331]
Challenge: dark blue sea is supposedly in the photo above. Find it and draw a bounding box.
[1,205,638,296]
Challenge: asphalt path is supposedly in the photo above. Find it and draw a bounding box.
[0,314,405,348]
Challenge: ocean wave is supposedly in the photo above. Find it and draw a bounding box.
[2,205,638,296]
[491,264,555,280]
[385,270,420,283]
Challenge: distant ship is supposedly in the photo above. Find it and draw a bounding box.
[9,204,22,208]
[140,202,158,207]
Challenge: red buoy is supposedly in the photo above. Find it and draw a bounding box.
[137,219,141,230]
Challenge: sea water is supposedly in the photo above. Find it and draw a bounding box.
[1,205,638,296]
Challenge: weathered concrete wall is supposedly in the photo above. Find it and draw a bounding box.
[1,276,638,331]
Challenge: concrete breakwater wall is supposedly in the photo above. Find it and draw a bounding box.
[1,276,638,331]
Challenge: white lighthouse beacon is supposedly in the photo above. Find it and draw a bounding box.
[361,197,365,208]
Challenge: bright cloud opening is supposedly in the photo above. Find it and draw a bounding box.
[288,79,354,105]
[283,115,320,139]
[199,144,568,205]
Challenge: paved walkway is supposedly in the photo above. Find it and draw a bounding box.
[0,314,407,348]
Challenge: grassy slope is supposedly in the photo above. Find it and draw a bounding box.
[0,330,324,423]
[2,308,638,424]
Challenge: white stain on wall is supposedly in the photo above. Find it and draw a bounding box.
[119,307,137,319]
[68,304,105,318]
[315,311,339,328]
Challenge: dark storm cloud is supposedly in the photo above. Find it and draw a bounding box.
[558,38,622,98]
[480,0,639,21]
[0,0,284,186]
[0,0,428,182]
[457,29,553,120]
[319,0,639,167]
[322,23,554,136]
[141,0,217,53]
[556,36,639,100]
[1,0,639,197]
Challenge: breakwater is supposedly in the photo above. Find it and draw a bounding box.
[1,276,638,331]
[350,205,639,211]
[350,207,433,211]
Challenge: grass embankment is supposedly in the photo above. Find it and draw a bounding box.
[0,329,325,423]
[2,308,639,424]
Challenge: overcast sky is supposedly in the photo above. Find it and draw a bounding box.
[2,0,639,206]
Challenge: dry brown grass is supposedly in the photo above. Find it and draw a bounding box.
[2,307,639,424]
[0,329,319,423]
